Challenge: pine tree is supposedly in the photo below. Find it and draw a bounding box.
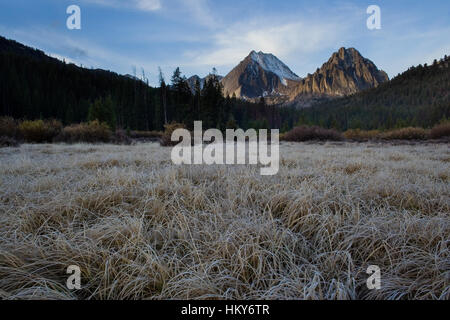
[88,95,117,130]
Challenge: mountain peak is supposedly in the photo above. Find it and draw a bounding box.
[290,47,389,104]
[222,47,389,105]
[248,50,300,83]
[221,50,302,101]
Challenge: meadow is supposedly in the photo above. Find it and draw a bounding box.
[0,142,448,300]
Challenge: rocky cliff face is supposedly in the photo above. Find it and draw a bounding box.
[221,51,300,103]
[289,47,389,105]
[219,47,389,106]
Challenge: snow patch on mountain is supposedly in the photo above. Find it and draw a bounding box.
[250,51,300,86]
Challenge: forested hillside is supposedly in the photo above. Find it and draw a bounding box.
[294,55,450,130]
[1,35,448,133]
[0,36,298,131]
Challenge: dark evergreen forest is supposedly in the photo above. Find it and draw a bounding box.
[294,55,450,130]
[1,36,448,132]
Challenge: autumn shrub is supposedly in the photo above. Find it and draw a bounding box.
[0,117,19,138]
[429,122,450,139]
[380,127,428,140]
[56,120,112,143]
[281,126,343,142]
[19,119,62,143]
[343,129,380,141]
[160,122,187,147]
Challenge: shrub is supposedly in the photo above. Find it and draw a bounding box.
[430,122,450,139]
[56,121,112,143]
[160,122,187,147]
[0,117,18,138]
[380,127,428,140]
[0,136,20,148]
[281,126,343,142]
[343,129,380,141]
[19,119,62,143]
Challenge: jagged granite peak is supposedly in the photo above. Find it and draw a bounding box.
[249,51,301,84]
[291,47,389,100]
[221,50,301,102]
[221,47,389,106]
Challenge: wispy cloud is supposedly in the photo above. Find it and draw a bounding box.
[0,25,158,73]
[82,0,162,12]
[1,1,449,84]
[181,0,217,28]
[187,21,345,66]
[181,9,357,76]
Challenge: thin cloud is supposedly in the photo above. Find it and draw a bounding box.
[183,16,354,71]
[181,0,217,28]
[82,0,162,12]
[177,3,365,77]
[0,25,158,74]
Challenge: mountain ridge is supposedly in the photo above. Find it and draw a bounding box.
[0,34,448,133]
[218,47,389,107]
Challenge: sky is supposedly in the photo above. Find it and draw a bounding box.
[0,0,449,86]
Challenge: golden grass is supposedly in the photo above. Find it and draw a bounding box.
[0,142,449,300]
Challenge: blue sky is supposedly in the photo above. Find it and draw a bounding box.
[0,0,449,86]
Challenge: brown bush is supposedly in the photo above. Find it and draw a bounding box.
[281,126,343,142]
[19,119,62,143]
[343,129,380,141]
[0,136,20,148]
[380,127,428,140]
[429,122,450,139]
[0,117,18,138]
[56,121,112,143]
[160,122,187,147]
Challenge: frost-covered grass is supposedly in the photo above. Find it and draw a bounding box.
[0,142,448,300]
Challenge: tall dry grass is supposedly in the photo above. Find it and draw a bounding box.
[0,142,448,300]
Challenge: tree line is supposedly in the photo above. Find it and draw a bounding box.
[294,55,450,130]
[0,35,299,132]
[0,35,448,133]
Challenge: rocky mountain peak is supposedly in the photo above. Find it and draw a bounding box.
[221,50,301,101]
[203,47,389,106]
